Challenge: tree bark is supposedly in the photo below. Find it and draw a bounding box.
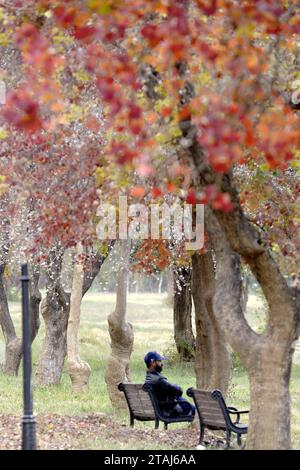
[0,217,22,375]
[67,243,91,393]
[205,207,300,449]
[246,342,294,449]
[0,263,22,375]
[240,270,250,314]
[35,245,70,385]
[36,244,113,386]
[192,251,231,393]
[105,240,134,410]
[29,264,41,343]
[173,266,195,361]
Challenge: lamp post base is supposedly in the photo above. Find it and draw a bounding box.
[22,415,37,450]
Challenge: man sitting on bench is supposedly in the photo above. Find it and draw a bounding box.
[144,351,195,419]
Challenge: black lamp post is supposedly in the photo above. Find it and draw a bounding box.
[21,263,36,450]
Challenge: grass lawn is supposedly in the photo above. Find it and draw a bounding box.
[0,291,299,449]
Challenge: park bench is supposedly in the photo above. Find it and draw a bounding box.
[186,388,249,448]
[118,382,194,430]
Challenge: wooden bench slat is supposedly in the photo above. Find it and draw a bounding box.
[130,406,155,413]
[134,412,155,418]
[200,409,225,417]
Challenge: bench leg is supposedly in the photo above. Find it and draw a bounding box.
[237,434,242,447]
[164,423,168,430]
[199,424,205,445]
[155,418,159,429]
[225,429,231,449]
[130,415,134,428]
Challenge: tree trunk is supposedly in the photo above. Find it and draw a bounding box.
[173,266,195,361]
[246,341,293,449]
[0,218,22,375]
[105,240,134,410]
[36,245,70,385]
[205,207,300,449]
[67,244,91,393]
[240,270,250,314]
[192,251,231,393]
[0,264,22,375]
[29,265,41,343]
[36,245,112,386]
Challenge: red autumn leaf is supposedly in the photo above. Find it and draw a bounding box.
[169,42,185,60]
[130,187,146,198]
[3,90,42,133]
[15,23,39,47]
[74,26,97,41]
[128,104,141,119]
[96,77,115,101]
[210,154,231,173]
[212,192,234,212]
[54,6,76,28]
[141,24,163,48]
[161,106,172,118]
[196,0,217,16]
[111,142,137,164]
[151,187,163,198]
[179,105,191,121]
[166,183,177,193]
[186,189,197,205]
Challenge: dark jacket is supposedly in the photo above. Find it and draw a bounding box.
[145,370,183,415]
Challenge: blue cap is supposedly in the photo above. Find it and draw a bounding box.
[144,351,167,367]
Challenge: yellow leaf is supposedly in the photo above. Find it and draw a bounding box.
[0,128,8,139]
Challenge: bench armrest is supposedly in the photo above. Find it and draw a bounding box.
[228,407,249,424]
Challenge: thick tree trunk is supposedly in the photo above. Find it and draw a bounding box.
[67,244,91,393]
[0,217,22,375]
[105,240,134,410]
[205,207,300,449]
[36,296,69,385]
[173,266,195,361]
[0,218,22,375]
[0,264,22,375]
[191,255,212,389]
[36,246,70,385]
[246,342,293,449]
[192,251,231,393]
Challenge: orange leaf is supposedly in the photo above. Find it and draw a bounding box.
[130,187,146,198]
